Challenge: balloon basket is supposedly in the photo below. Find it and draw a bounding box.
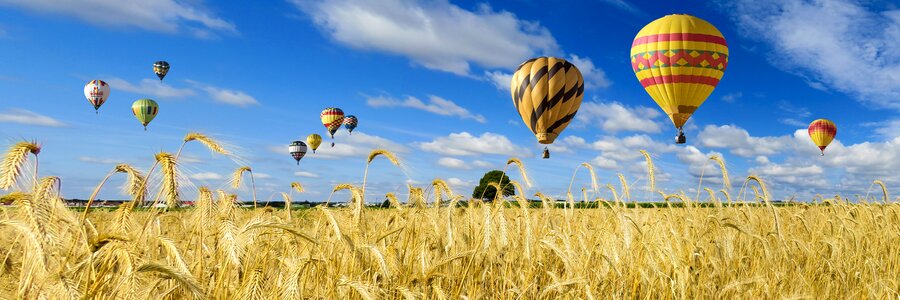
[542,147,550,159]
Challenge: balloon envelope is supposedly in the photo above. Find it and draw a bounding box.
[131,99,158,129]
[306,134,322,153]
[289,141,308,164]
[631,14,728,142]
[84,80,110,111]
[153,61,170,80]
[343,115,358,134]
[510,56,584,146]
[320,108,345,138]
[808,119,837,155]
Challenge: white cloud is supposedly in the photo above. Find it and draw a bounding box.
[294,171,319,178]
[485,71,512,91]
[106,77,196,98]
[366,95,484,122]
[0,109,65,127]
[697,125,793,157]
[473,160,493,168]
[862,118,900,139]
[749,162,829,190]
[546,135,589,154]
[190,172,223,180]
[591,134,676,162]
[575,101,662,133]
[253,173,272,179]
[295,131,408,159]
[419,132,531,157]
[567,54,611,89]
[294,0,557,76]
[591,156,618,170]
[78,156,121,164]
[437,158,491,170]
[726,0,900,108]
[674,146,725,178]
[187,80,259,107]
[446,177,475,192]
[437,157,469,169]
[776,101,811,127]
[721,92,742,103]
[0,0,237,37]
[585,134,678,173]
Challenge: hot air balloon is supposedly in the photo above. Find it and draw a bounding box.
[631,14,728,144]
[343,115,358,135]
[289,141,308,165]
[153,61,170,81]
[510,57,584,159]
[83,80,110,114]
[808,119,836,156]
[320,108,344,147]
[132,99,158,131]
[306,134,322,153]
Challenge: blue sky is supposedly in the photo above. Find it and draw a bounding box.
[2,0,899,202]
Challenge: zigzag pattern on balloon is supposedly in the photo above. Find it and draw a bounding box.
[631,50,728,72]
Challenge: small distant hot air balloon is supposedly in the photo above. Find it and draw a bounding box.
[808,119,837,156]
[306,134,322,153]
[289,141,308,165]
[510,56,585,159]
[343,115,358,135]
[132,99,158,131]
[320,108,345,147]
[153,61,170,81]
[631,14,728,144]
[84,80,110,114]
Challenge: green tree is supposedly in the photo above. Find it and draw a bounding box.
[471,170,515,200]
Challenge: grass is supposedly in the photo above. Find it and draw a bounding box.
[0,134,897,298]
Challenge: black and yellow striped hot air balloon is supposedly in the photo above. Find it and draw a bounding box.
[510,57,585,159]
[631,14,728,144]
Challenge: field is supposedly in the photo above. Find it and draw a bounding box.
[1,137,898,299]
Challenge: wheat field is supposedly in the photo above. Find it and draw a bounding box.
[0,136,898,299]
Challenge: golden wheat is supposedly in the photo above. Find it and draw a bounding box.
[0,141,41,190]
[2,136,898,299]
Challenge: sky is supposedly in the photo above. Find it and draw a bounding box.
[1,0,900,203]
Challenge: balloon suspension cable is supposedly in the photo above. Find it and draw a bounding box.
[542,146,550,159]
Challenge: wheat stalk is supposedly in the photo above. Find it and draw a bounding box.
[362,149,402,204]
[0,141,41,190]
[431,179,453,207]
[710,155,731,191]
[176,132,231,159]
[152,152,180,208]
[229,166,257,208]
[506,158,531,187]
[639,150,655,193]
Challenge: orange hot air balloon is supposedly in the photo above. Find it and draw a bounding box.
[631,14,728,144]
[808,119,836,155]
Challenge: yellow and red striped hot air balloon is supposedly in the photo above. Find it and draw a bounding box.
[510,57,585,159]
[808,119,836,156]
[631,14,728,144]
[320,107,344,147]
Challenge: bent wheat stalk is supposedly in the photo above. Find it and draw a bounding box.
[0,141,41,190]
